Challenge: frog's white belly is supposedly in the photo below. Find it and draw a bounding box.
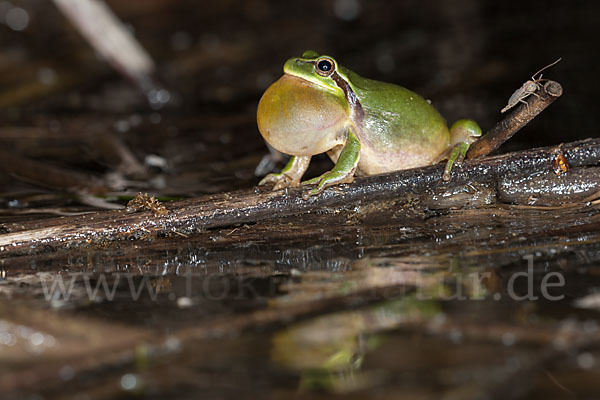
[356,143,445,175]
[328,131,449,175]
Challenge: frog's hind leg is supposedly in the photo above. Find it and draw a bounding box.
[439,119,482,182]
[441,142,469,181]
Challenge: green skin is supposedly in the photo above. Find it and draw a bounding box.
[257,50,481,197]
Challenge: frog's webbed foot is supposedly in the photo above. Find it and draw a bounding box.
[301,128,361,199]
[258,155,311,190]
[301,169,355,199]
[259,172,299,190]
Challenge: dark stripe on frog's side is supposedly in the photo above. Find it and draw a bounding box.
[303,60,365,124]
[331,71,365,123]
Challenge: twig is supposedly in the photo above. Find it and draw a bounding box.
[467,80,563,159]
[544,371,575,398]
[52,0,168,104]
[0,208,95,216]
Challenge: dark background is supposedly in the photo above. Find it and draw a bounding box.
[0,0,597,193]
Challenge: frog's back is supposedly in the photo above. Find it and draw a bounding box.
[347,71,450,174]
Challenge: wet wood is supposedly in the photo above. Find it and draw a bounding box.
[1,138,599,257]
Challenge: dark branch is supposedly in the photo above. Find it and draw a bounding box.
[467,80,563,159]
[1,138,599,257]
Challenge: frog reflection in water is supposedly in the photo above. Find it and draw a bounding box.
[256,51,481,197]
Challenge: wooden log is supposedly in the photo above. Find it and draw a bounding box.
[1,138,599,257]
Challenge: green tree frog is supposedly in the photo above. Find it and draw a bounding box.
[257,50,481,197]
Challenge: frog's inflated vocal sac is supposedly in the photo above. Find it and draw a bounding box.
[257,50,481,197]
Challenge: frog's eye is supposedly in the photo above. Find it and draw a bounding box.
[315,57,335,77]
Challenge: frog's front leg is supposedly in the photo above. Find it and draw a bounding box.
[259,155,311,190]
[439,119,482,182]
[302,128,361,198]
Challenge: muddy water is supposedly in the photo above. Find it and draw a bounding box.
[2,201,600,399]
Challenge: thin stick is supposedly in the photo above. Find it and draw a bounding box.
[467,80,563,159]
[52,0,166,101]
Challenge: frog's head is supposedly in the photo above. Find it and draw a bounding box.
[256,50,351,157]
[283,50,347,98]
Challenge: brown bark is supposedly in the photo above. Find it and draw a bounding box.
[1,138,598,257]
